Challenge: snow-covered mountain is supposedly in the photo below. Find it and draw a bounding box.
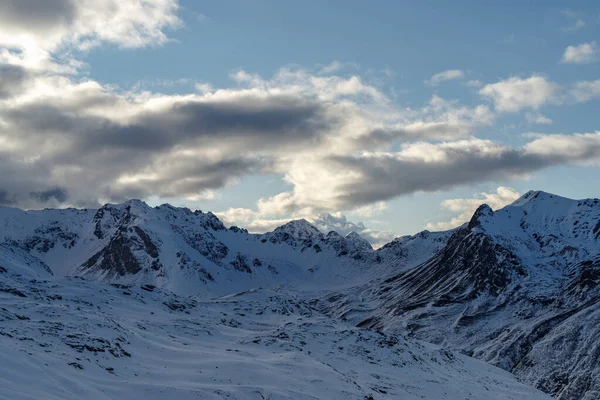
[319,191,600,400]
[2,191,598,399]
[0,199,551,399]
[0,200,381,296]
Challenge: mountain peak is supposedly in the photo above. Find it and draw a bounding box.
[345,231,373,251]
[508,190,578,208]
[468,203,493,230]
[277,219,322,234]
[263,219,324,248]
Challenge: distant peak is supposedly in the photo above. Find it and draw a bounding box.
[345,231,373,251]
[509,190,574,208]
[326,230,344,239]
[101,199,150,210]
[518,190,551,202]
[277,219,321,233]
[468,203,493,230]
[125,198,150,208]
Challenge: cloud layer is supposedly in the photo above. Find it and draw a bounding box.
[0,0,599,246]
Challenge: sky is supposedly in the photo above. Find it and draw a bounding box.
[1,0,600,246]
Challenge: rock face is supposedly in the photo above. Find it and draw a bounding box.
[318,191,600,400]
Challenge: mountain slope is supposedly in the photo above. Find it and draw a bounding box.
[318,191,600,400]
[0,260,550,400]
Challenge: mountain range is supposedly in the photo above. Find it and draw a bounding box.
[1,190,599,399]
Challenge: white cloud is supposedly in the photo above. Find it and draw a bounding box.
[425,69,465,86]
[352,201,388,217]
[425,187,521,230]
[479,75,600,113]
[569,79,600,102]
[319,61,343,74]
[479,75,560,113]
[523,131,600,165]
[561,42,598,64]
[526,112,553,125]
[310,213,394,248]
[465,80,483,88]
[0,0,181,70]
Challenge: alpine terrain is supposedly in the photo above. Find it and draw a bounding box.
[2,191,596,399]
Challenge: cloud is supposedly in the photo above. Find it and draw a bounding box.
[2,0,600,224]
[0,60,395,207]
[356,96,494,148]
[216,206,394,247]
[523,131,600,164]
[561,9,586,32]
[561,42,598,64]
[0,0,181,51]
[479,75,560,113]
[310,213,394,247]
[425,186,521,230]
[267,132,600,213]
[352,201,388,217]
[479,75,600,113]
[465,80,483,88]
[425,69,465,86]
[526,112,553,125]
[569,79,600,103]
[0,64,28,98]
[30,187,69,203]
[0,31,502,210]
[319,61,343,74]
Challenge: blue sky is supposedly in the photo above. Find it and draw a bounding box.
[1,0,599,244]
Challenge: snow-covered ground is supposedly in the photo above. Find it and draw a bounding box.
[0,265,549,400]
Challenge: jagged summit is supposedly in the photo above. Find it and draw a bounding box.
[468,203,493,230]
[262,219,324,249]
[345,231,373,252]
[274,218,323,236]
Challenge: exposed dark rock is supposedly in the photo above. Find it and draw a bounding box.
[133,227,159,258]
[230,253,252,274]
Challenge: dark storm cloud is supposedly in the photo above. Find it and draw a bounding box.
[0,90,335,207]
[358,124,467,148]
[2,94,332,155]
[0,65,29,99]
[0,190,16,206]
[30,187,69,203]
[110,157,262,200]
[0,0,77,32]
[325,138,600,209]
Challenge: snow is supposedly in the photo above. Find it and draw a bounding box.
[318,191,600,399]
[0,270,549,399]
[0,195,580,399]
